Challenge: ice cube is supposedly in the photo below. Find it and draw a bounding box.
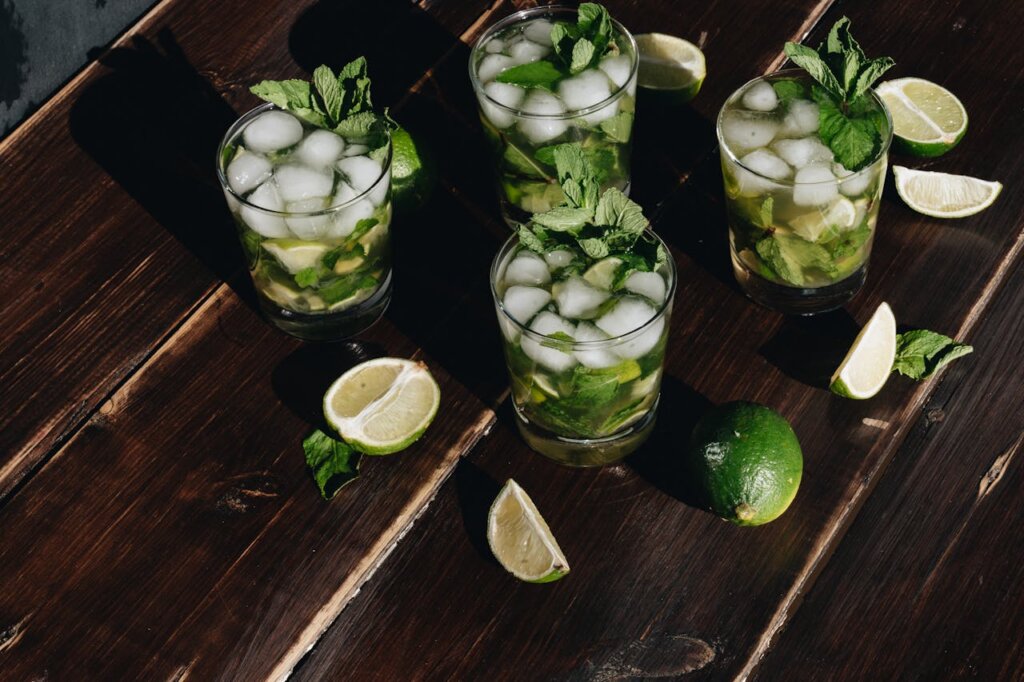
[779,100,820,138]
[342,144,370,157]
[502,285,551,325]
[599,54,633,89]
[544,249,575,270]
[478,54,514,83]
[227,152,272,195]
[792,163,839,206]
[572,321,620,368]
[623,271,667,304]
[522,312,577,372]
[329,196,375,238]
[771,137,833,168]
[241,181,288,237]
[284,197,330,239]
[242,110,304,153]
[484,38,506,54]
[295,129,346,167]
[554,276,610,319]
[834,163,874,197]
[559,70,616,125]
[481,81,525,129]
[734,148,791,196]
[504,253,551,286]
[274,164,333,202]
[523,19,555,46]
[508,38,550,65]
[337,155,387,205]
[742,81,779,112]
[720,111,779,153]
[596,297,664,359]
[518,91,568,143]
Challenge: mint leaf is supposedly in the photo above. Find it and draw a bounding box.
[533,206,594,231]
[294,267,320,288]
[758,196,774,228]
[303,429,360,500]
[312,65,343,125]
[320,273,377,304]
[576,3,612,55]
[822,17,864,96]
[337,57,373,114]
[495,61,563,90]
[772,79,805,103]
[893,330,973,380]
[594,187,647,239]
[540,330,576,352]
[826,222,871,259]
[503,142,554,179]
[333,111,380,140]
[518,225,546,252]
[813,86,880,171]
[578,237,610,259]
[250,79,313,110]
[565,365,619,407]
[570,39,596,74]
[599,112,633,143]
[756,236,800,285]
[853,56,895,99]
[784,42,843,96]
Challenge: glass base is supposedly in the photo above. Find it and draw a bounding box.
[513,395,658,467]
[258,271,392,342]
[733,255,867,316]
[499,181,632,229]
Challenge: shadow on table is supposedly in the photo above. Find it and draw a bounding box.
[454,457,503,567]
[68,29,260,312]
[759,309,860,388]
[271,341,387,432]
[627,374,713,510]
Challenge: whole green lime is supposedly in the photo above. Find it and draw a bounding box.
[688,402,803,526]
[390,125,436,213]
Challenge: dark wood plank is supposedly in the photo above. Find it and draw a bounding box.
[288,0,1024,678]
[0,0,489,500]
[753,227,1024,682]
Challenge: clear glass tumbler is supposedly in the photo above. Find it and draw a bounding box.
[469,5,638,227]
[717,70,892,315]
[217,103,393,341]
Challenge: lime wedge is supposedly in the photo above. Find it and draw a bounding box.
[583,256,623,290]
[635,33,706,104]
[830,302,897,399]
[893,166,1002,219]
[262,239,329,273]
[323,358,440,455]
[789,198,856,242]
[487,479,570,583]
[876,78,967,157]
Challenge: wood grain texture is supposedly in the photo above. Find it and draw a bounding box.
[290,0,1024,679]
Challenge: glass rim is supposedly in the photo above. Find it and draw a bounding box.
[715,68,894,186]
[468,5,639,120]
[489,229,677,348]
[215,102,393,217]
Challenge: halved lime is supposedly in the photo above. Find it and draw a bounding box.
[487,479,570,583]
[262,239,329,273]
[830,302,897,399]
[583,256,623,290]
[323,358,440,455]
[893,166,1002,219]
[876,78,967,157]
[635,33,706,104]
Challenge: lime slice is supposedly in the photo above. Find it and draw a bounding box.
[876,78,967,157]
[830,302,897,399]
[323,358,440,455]
[893,166,1002,219]
[358,222,389,255]
[487,479,570,583]
[262,239,329,273]
[583,256,624,290]
[332,254,365,275]
[635,33,706,104]
[531,373,561,399]
[789,198,856,242]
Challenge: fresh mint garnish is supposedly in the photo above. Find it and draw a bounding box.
[892,330,973,380]
[784,17,894,170]
[495,3,615,89]
[516,143,665,273]
[294,267,320,288]
[250,57,395,146]
[303,429,361,500]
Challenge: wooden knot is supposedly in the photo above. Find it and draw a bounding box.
[215,473,281,515]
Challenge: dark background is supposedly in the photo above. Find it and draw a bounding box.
[1,0,157,138]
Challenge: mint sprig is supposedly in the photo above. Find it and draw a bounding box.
[516,143,665,272]
[250,57,394,144]
[303,429,361,500]
[783,17,894,170]
[893,330,973,380]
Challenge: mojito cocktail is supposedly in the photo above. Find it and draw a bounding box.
[470,4,638,227]
[718,70,892,314]
[218,103,392,340]
[491,229,675,466]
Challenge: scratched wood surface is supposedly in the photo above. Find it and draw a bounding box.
[1,0,1023,680]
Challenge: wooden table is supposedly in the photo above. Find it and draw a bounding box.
[2,0,1022,679]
